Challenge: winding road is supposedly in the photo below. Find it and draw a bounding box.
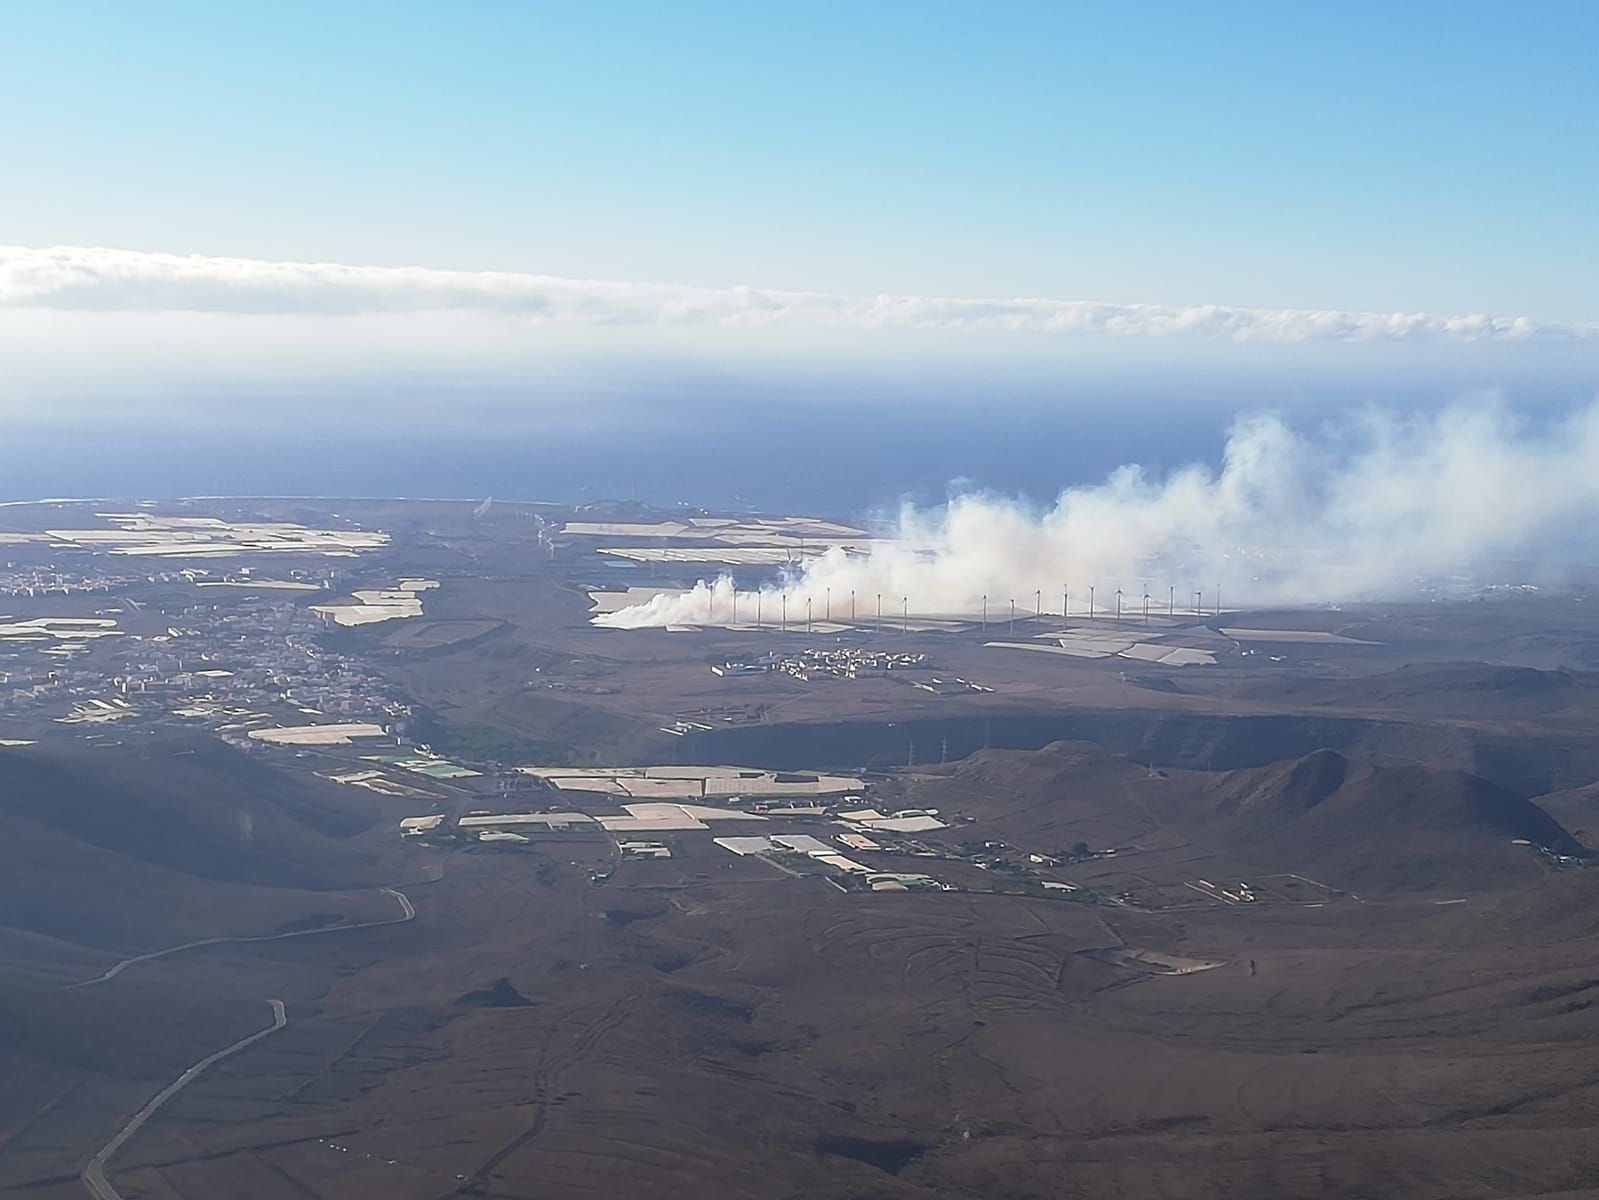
[80,1000,288,1200]
[71,886,414,988]
[71,884,416,1198]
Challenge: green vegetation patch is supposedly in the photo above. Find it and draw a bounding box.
[412,713,589,767]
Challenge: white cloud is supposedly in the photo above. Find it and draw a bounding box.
[1,244,1592,346]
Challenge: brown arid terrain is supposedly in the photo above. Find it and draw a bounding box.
[6,498,1599,1199]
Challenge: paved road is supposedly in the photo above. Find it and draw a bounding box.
[72,884,419,1197]
[71,886,414,988]
[80,1000,288,1200]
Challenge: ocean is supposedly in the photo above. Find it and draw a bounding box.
[2,366,1587,518]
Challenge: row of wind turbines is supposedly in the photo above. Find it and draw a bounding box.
[701,581,1225,634]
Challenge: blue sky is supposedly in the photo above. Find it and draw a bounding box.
[4,0,1596,321]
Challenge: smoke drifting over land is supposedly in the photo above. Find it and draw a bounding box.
[596,401,1599,627]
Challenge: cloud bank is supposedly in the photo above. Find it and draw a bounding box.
[596,401,1599,626]
[3,244,1593,346]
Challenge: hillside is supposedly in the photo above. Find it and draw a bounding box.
[1527,780,1599,843]
[1241,661,1599,720]
[0,737,387,954]
[912,742,1583,895]
[1177,750,1583,892]
[0,735,379,888]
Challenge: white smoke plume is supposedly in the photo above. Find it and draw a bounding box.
[2,244,1594,345]
[595,401,1599,627]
